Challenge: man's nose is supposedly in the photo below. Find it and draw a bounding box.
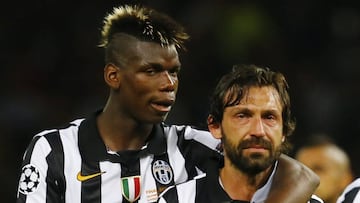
[160,71,177,91]
[250,117,266,137]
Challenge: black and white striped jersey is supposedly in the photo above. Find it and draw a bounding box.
[16,110,221,203]
[158,162,324,203]
[337,178,360,203]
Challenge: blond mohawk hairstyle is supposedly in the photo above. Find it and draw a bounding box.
[98,4,189,50]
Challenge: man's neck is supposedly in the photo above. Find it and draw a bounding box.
[96,109,154,152]
[219,161,273,201]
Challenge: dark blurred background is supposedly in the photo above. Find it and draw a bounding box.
[2,0,360,202]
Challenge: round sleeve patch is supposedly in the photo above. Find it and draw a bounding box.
[18,164,41,195]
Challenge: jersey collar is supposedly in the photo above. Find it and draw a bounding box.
[78,110,167,162]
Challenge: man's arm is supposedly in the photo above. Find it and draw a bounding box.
[17,134,64,202]
[266,154,320,203]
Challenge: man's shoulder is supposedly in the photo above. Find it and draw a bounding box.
[164,124,210,136]
[344,178,360,191]
[37,117,85,134]
[29,117,85,146]
[337,178,360,203]
[163,124,220,149]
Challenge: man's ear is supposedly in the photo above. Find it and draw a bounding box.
[104,63,121,89]
[207,115,222,139]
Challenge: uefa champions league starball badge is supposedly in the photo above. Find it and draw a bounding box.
[18,164,41,195]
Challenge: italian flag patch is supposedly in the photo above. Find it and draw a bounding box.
[121,176,141,202]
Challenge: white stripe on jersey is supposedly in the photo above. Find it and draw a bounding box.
[25,137,51,202]
[177,178,197,203]
[21,129,56,166]
[166,126,189,182]
[60,124,82,202]
[139,156,158,202]
[182,126,219,149]
[99,161,122,202]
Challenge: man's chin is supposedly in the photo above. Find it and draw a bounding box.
[146,114,168,124]
[232,154,275,175]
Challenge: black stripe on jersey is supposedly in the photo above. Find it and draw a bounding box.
[80,161,102,202]
[194,177,208,203]
[160,186,179,202]
[22,136,42,166]
[176,128,222,178]
[342,187,360,203]
[120,153,141,203]
[44,131,66,203]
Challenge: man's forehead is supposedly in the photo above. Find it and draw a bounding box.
[237,86,282,109]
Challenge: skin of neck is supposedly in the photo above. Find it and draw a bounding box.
[96,98,155,152]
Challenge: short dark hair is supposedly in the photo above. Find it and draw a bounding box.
[99,5,189,65]
[98,5,189,65]
[208,64,296,139]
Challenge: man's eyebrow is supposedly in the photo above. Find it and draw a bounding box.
[227,106,252,113]
[262,109,281,116]
[145,63,162,68]
[145,62,181,70]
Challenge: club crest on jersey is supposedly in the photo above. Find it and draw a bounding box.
[18,164,41,195]
[152,160,173,185]
[121,176,141,202]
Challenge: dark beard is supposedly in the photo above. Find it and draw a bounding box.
[223,136,283,176]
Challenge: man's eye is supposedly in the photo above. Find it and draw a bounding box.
[237,113,247,118]
[168,68,180,76]
[265,114,276,120]
[169,71,178,77]
[145,68,156,74]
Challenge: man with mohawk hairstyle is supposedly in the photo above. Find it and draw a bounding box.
[16,4,319,203]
